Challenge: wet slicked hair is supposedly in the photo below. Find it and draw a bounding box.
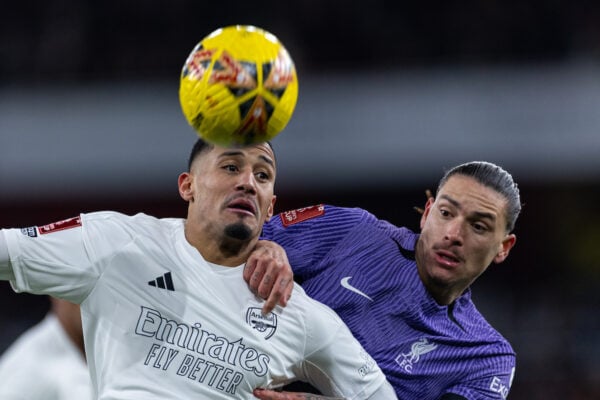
[437,161,522,232]
[186,138,276,171]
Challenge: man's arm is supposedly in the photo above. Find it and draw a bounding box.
[252,384,468,399]
[245,240,294,314]
[247,205,371,314]
[253,381,396,400]
[0,231,15,280]
[253,388,343,400]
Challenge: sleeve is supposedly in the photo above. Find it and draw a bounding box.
[2,212,132,304]
[0,230,15,280]
[261,205,374,277]
[444,363,516,399]
[299,299,397,399]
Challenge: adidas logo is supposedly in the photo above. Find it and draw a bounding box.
[148,272,175,291]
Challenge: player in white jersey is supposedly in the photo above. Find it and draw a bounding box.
[0,139,396,400]
[0,298,92,400]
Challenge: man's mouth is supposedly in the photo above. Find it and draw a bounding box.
[227,198,257,216]
[434,249,461,268]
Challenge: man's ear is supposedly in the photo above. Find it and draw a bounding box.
[420,197,435,229]
[265,195,277,220]
[178,172,193,201]
[494,234,516,264]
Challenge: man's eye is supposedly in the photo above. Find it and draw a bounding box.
[256,171,270,181]
[223,165,238,172]
[472,223,488,232]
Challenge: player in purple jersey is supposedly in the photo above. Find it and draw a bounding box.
[249,161,521,400]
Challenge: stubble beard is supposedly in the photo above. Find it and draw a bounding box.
[224,223,252,240]
[218,222,253,257]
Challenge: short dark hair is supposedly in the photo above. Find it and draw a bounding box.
[437,161,522,232]
[186,137,276,171]
[187,137,214,171]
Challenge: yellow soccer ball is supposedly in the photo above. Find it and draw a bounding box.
[179,25,299,146]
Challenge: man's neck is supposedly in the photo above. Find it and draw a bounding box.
[184,226,255,267]
[415,240,463,306]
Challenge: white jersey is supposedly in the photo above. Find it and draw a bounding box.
[3,211,390,399]
[0,313,92,400]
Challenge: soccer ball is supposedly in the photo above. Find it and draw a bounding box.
[179,25,299,146]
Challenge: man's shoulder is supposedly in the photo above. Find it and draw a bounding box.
[82,210,176,223]
[274,204,374,227]
[82,211,183,233]
[287,283,342,321]
[455,296,515,354]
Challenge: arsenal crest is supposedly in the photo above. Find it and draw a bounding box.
[246,308,277,340]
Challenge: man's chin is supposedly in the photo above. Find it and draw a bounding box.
[224,223,252,241]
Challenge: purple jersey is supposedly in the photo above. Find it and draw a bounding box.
[261,205,516,400]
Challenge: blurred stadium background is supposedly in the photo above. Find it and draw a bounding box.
[1,1,599,398]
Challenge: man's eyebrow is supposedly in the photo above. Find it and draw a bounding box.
[439,194,459,208]
[218,150,275,168]
[258,155,275,168]
[438,194,496,221]
[218,150,244,158]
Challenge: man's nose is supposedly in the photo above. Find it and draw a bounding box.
[236,169,257,193]
[444,220,464,245]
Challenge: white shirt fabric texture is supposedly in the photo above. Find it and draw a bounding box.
[0,313,93,400]
[1,211,391,399]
